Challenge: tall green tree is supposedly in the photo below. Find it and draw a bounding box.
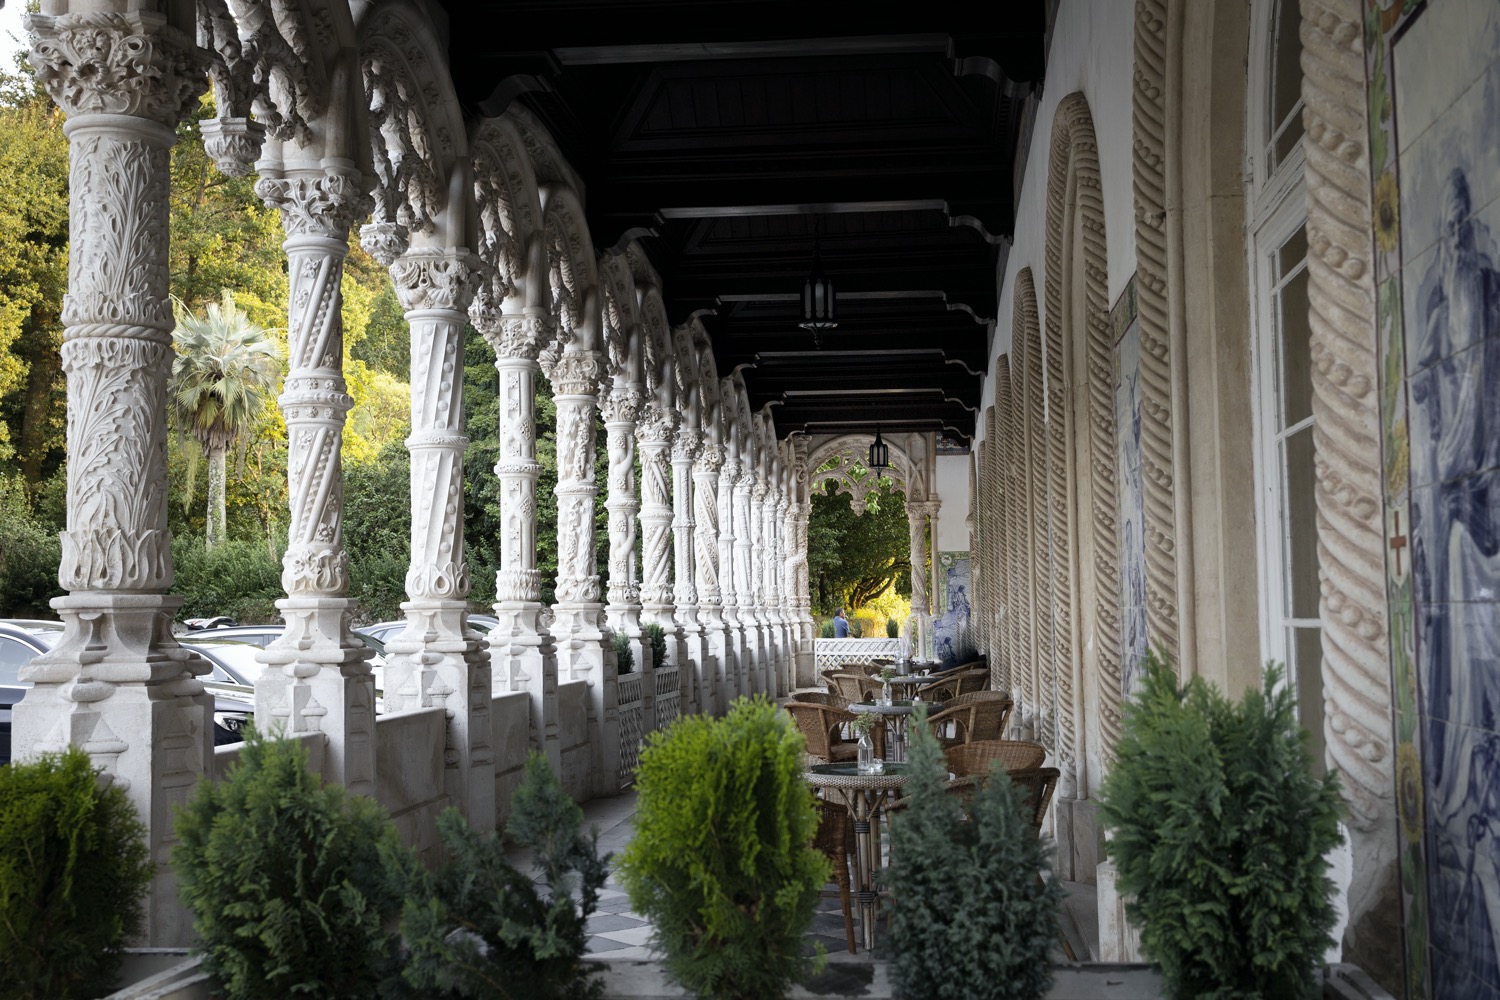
[169,292,282,548]
[807,472,911,615]
[0,71,69,481]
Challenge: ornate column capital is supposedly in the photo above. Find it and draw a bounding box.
[388,248,486,314]
[549,349,605,397]
[256,169,373,241]
[481,311,553,362]
[694,441,724,475]
[672,426,701,463]
[601,384,646,424]
[28,11,208,125]
[636,404,678,445]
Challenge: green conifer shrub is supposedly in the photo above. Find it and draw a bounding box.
[0,747,154,999]
[619,696,829,1000]
[613,631,635,674]
[394,753,608,999]
[1097,654,1344,1000]
[883,705,1062,1000]
[642,622,668,668]
[172,727,406,1000]
[818,619,836,638]
[885,617,898,638]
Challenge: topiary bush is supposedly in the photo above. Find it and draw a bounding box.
[172,727,406,1000]
[642,621,668,668]
[394,753,608,999]
[0,746,154,1000]
[619,696,829,1000]
[818,619,836,638]
[1097,653,1344,1000]
[885,617,898,638]
[883,705,1062,1000]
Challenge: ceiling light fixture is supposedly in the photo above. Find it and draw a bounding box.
[799,216,837,348]
[868,426,889,472]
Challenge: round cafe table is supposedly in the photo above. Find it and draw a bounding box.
[848,699,941,763]
[804,761,914,951]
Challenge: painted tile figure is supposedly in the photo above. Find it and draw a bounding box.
[1396,2,1500,991]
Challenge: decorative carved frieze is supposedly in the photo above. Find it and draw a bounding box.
[28,11,207,125]
[389,248,485,315]
[196,0,325,159]
[256,170,372,241]
[362,43,444,239]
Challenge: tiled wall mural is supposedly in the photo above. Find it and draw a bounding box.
[1111,277,1149,697]
[933,551,972,667]
[1368,0,1500,995]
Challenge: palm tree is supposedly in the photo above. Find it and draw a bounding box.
[170,291,282,548]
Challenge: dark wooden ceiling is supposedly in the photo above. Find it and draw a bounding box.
[440,1,1050,444]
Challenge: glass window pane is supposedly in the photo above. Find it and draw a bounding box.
[1279,263,1313,427]
[1293,625,1326,776]
[1285,425,1321,620]
[1270,0,1305,169]
[1276,226,1307,279]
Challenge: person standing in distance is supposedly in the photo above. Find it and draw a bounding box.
[833,609,851,638]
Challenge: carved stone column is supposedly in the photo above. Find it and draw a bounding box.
[16,10,208,947]
[692,442,725,715]
[734,471,761,692]
[602,386,646,670]
[908,503,933,622]
[477,309,559,770]
[380,248,493,831]
[254,166,377,795]
[670,428,702,710]
[773,493,793,694]
[718,456,746,698]
[546,349,616,795]
[636,405,677,648]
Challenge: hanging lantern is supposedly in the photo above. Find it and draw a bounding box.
[868,426,889,471]
[798,227,837,348]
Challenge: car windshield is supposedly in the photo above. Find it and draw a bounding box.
[183,641,266,686]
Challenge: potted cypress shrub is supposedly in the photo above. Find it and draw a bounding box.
[0,746,154,999]
[1097,653,1344,999]
[618,696,829,1000]
[882,705,1063,1000]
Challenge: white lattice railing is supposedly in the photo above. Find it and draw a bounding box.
[618,672,644,788]
[655,666,680,729]
[814,637,902,673]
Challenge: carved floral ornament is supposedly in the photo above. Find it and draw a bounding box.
[363,44,443,241]
[29,11,209,125]
[388,249,485,313]
[255,170,373,239]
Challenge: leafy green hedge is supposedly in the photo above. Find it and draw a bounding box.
[0,475,63,617]
[0,747,154,1000]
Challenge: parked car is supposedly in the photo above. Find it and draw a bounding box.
[183,624,389,702]
[0,620,253,766]
[356,615,497,646]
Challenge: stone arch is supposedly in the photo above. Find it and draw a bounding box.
[638,286,676,409]
[1044,91,1121,786]
[598,253,641,387]
[470,116,546,319]
[538,184,601,356]
[356,0,463,255]
[1016,267,1051,749]
[805,433,922,508]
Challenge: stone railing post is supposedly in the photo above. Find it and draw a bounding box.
[16,10,210,946]
[380,247,494,831]
[476,309,560,771]
[636,404,678,654]
[733,470,758,692]
[602,386,647,671]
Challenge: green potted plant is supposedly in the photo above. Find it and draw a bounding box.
[613,630,635,674]
[0,746,154,1000]
[882,706,1063,1000]
[1097,653,1344,999]
[642,622,668,669]
[618,696,829,1000]
[393,752,608,999]
[173,727,406,1000]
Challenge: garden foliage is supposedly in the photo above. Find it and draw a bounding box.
[394,753,607,1000]
[619,697,829,1000]
[0,747,154,1000]
[1097,653,1344,1000]
[642,621,668,669]
[613,631,635,673]
[883,706,1062,1000]
[172,728,406,1000]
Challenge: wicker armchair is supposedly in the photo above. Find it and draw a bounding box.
[813,802,857,953]
[785,701,884,762]
[943,739,1046,778]
[1007,766,1062,833]
[795,690,848,709]
[919,693,1013,749]
[827,672,882,704]
[919,666,988,702]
